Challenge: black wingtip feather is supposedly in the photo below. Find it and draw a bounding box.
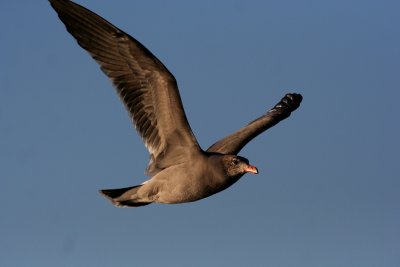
[268,93,303,117]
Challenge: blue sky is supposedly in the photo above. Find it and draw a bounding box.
[1,0,399,266]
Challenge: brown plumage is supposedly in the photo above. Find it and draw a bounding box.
[50,0,303,207]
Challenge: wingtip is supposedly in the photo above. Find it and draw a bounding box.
[269,93,303,116]
[49,0,61,5]
[286,93,303,109]
[49,0,68,11]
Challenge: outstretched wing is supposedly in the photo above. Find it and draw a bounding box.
[50,0,200,175]
[207,93,302,155]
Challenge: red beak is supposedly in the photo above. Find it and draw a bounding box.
[244,164,258,174]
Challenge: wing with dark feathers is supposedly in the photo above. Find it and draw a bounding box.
[50,0,200,176]
[207,93,302,155]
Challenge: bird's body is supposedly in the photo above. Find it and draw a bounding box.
[50,0,302,207]
[104,153,255,207]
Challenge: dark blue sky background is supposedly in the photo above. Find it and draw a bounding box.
[1,0,399,266]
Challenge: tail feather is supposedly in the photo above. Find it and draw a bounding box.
[100,185,139,199]
[99,185,152,208]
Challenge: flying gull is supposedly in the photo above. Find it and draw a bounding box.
[50,0,303,207]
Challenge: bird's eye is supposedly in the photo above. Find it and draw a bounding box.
[232,158,239,165]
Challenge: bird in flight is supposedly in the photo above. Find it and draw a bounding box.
[50,0,303,207]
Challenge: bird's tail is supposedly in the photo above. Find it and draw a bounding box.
[99,185,152,208]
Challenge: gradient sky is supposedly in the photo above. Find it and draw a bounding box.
[1,0,399,266]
